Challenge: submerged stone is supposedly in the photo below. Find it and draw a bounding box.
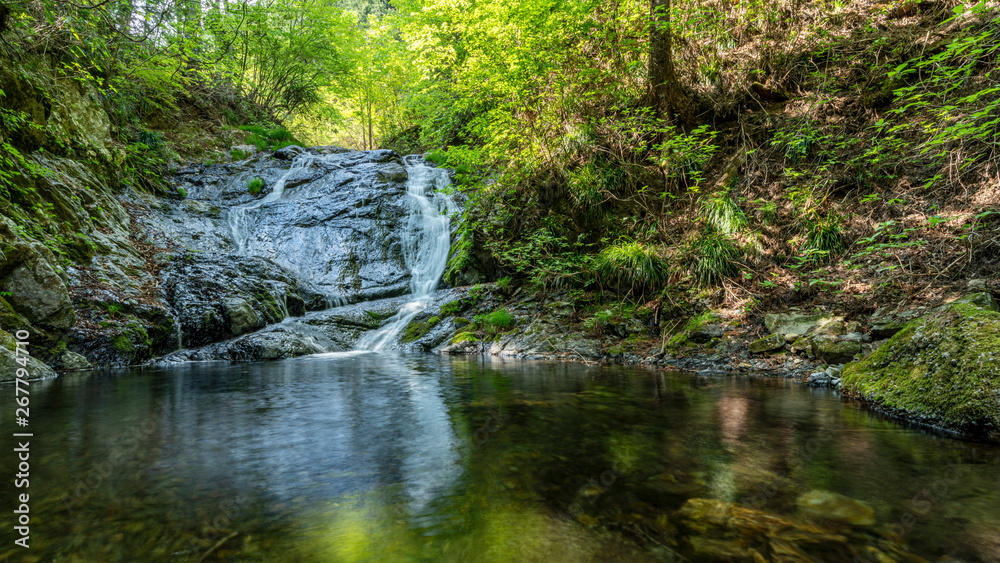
[796,490,876,526]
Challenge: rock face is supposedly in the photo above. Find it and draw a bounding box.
[158,289,464,362]
[158,149,425,303]
[160,254,328,347]
[0,242,75,330]
[841,296,1000,439]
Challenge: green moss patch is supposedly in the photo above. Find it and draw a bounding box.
[401,316,442,343]
[841,302,1000,438]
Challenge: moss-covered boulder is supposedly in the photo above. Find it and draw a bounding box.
[841,299,1000,440]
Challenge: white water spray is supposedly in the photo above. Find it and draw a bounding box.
[227,154,319,255]
[356,157,456,351]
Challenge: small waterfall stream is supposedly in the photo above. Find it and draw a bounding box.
[356,156,456,351]
[227,153,320,255]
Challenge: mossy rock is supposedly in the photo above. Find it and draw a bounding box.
[450,332,480,345]
[809,334,860,364]
[749,333,785,354]
[841,300,1000,440]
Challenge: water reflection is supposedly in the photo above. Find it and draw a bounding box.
[1,356,998,561]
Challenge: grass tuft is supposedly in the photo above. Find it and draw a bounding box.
[685,232,743,286]
[593,240,670,295]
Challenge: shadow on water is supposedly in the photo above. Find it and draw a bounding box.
[2,356,999,561]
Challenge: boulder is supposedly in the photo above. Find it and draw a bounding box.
[749,333,785,354]
[0,330,57,381]
[765,312,843,338]
[841,297,1000,439]
[810,334,861,364]
[273,145,306,160]
[953,292,999,312]
[160,254,327,348]
[0,243,75,330]
[59,350,92,371]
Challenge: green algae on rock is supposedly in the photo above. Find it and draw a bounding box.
[841,299,1000,440]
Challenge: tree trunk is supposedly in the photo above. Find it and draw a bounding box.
[649,0,691,123]
[367,99,374,150]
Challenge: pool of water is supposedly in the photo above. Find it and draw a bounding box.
[2,354,999,561]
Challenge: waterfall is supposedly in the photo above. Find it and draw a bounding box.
[356,157,456,351]
[227,154,319,255]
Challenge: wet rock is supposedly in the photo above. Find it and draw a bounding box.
[273,144,306,160]
[160,254,327,348]
[441,338,479,354]
[59,350,92,371]
[749,333,785,354]
[223,297,261,336]
[796,490,876,526]
[376,163,408,183]
[809,371,831,385]
[689,324,725,343]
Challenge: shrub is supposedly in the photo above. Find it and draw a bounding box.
[247,177,265,194]
[685,232,742,286]
[593,240,670,295]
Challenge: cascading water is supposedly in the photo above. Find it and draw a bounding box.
[356,156,456,351]
[227,153,319,255]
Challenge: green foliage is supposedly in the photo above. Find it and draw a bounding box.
[239,126,302,152]
[701,188,748,234]
[884,4,1000,178]
[654,125,720,190]
[473,308,516,337]
[685,232,742,286]
[592,240,670,295]
[247,177,266,195]
[801,213,846,265]
[439,300,465,317]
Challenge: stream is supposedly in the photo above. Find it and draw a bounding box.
[2,357,999,561]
